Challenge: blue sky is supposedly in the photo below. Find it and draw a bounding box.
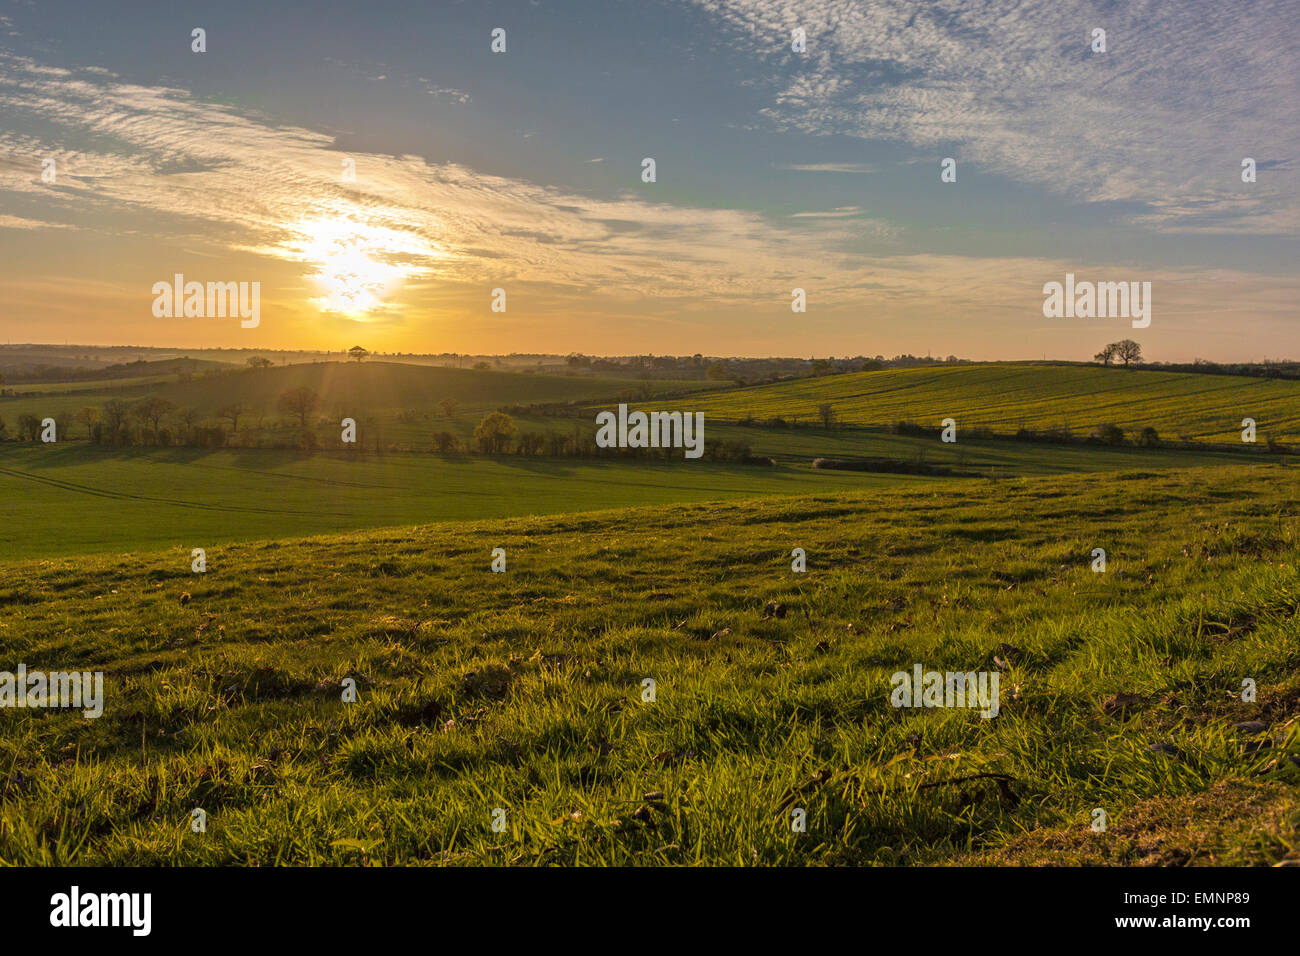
[1,0,1296,359]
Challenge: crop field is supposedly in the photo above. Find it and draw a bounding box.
[676,364,1300,444]
[1,465,1297,865]
[703,422,1263,471]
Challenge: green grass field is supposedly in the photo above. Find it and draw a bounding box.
[1,465,1297,865]
[1,431,1279,560]
[0,361,704,430]
[677,363,1300,443]
[0,445,912,560]
[3,358,1297,867]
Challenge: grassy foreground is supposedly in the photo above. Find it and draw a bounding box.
[1,465,1298,865]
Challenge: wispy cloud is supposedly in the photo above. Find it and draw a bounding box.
[0,213,68,230]
[0,42,1295,358]
[693,0,1300,235]
[777,162,875,174]
[0,52,884,310]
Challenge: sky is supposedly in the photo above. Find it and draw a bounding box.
[0,0,1296,361]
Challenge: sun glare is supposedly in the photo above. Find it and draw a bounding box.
[281,217,439,318]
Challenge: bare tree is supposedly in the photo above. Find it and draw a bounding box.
[177,407,200,440]
[132,396,176,433]
[817,403,836,429]
[1094,344,1117,366]
[1114,339,1143,366]
[101,399,130,436]
[75,405,99,439]
[277,386,320,429]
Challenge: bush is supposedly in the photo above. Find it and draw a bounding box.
[474,411,517,454]
[1093,423,1126,446]
[888,421,932,437]
[1137,426,1160,447]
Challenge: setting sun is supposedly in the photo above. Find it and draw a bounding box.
[279,216,439,318]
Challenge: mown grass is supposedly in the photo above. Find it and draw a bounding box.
[677,363,1300,443]
[1,465,1297,865]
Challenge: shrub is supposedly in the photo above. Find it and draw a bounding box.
[1094,423,1126,446]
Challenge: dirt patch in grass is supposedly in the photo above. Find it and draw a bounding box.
[962,779,1300,866]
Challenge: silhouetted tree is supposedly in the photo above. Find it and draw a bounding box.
[278,386,319,429]
[1115,340,1143,366]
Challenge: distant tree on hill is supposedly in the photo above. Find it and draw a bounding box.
[1094,344,1117,366]
[473,411,517,453]
[217,402,246,433]
[1115,339,1143,366]
[473,361,491,370]
[348,346,370,362]
[439,398,460,418]
[247,356,273,369]
[706,361,729,381]
[817,403,836,429]
[278,386,320,428]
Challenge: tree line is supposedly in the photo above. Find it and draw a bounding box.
[1,388,759,462]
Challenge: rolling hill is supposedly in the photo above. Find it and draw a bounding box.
[2,464,1296,865]
[0,360,705,428]
[676,363,1300,444]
